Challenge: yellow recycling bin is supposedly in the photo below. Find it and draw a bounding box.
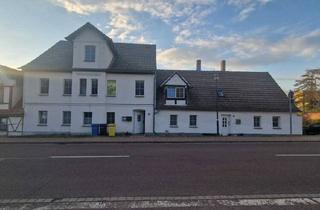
[107,124,116,137]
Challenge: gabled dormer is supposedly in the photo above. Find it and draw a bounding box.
[160,72,191,106]
[65,22,116,70]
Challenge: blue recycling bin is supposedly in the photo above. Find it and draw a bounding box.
[91,124,99,136]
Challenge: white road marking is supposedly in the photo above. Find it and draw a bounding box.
[1,200,213,210]
[276,154,320,157]
[217,198,317,206]
[50,155,130,159]
[313,198,320,203]
[1,194,320,209]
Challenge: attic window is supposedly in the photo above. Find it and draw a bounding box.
[84,45,96,62]
[217,89,224,97]
[166,87,185,99]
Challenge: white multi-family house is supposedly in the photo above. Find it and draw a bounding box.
[0,65,24,136]
[21,23,155,135]
[20,22,302,136]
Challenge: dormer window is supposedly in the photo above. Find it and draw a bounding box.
[84,45,96,62]
[166,86,185,99]
[176,87,185,98]
[161,72,190,106]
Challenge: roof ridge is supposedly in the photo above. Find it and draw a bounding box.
[114,42,156,46]
[156,69,269,73]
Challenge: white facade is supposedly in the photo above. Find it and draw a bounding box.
[155,110,217,134]
[23,71,154,135]
[21,22,303,136]
[155,110,302,135]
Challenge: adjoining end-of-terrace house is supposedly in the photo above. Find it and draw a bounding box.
[18,22,302,136]
[0,65,24,136]
[155,61,302,135]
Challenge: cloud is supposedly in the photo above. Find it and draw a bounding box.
[227,0,272,21]
[51,0,217,42]
[52,0,98,15]
[51,0,319,71]
[158,30,320,70]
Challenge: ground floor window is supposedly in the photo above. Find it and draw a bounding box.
[170,115,178,127]
[272,116,280,128]
[254,116,261,128]
[189,115,197,127]
[62,111,71,125]
[38,111,48,125]
[0,118,7,131]
[83,112,92,125]
[107,112,115,124]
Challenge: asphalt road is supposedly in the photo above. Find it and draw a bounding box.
[0,141,320,209]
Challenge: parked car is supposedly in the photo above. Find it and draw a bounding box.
[304,123,320,135]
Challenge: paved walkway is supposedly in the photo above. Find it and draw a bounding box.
[0,135,319,144]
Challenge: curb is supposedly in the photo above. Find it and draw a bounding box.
[0,140,320,144]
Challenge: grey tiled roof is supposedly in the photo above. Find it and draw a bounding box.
[21,22,156,72]
[21,41,156,73]
[112,43,156,71]
[156,70,298,112]
[20,41,73,71]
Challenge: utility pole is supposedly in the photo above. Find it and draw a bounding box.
[214,73,220,136]
[288,90,294,135]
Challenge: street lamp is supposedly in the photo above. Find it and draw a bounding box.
[214,73,220,136]
[288,90,294,135]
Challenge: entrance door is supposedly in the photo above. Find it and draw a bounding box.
[133,110,145,134]
[220,115,231,136]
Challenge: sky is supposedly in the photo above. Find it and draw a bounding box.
[0,0,320,92]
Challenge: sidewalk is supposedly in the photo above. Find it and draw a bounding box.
[0,135,319,144]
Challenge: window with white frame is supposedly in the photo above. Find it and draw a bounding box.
[254,116,261,128]
[170,115,178,127]
[107,80,116,97]
[79,78,87,96]
[62,111,71,125]
[272,116,280,128]
[222,117,228,127]
[166,86,185,99]
[40,78,49,95]
[83,112,92,125]
[84,45,96,62]
[63,79,72,95]
[38,111,48,125]
[91,79,98,95]
[166,87,175,98]
[189,115,197,127]
[176,87,185,98]
[135,80,144,96]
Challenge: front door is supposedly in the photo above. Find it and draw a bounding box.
[133,110,145,134]
[220,115,231,136]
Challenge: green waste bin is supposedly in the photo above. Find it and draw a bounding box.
[107,124,116,137]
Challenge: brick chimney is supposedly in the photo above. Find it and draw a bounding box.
[221,60,226,71]
[196,59,201,71]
